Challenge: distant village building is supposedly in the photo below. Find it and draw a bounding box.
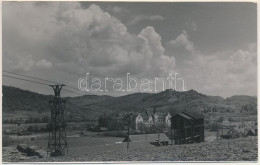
[134,110,171,130]
[209,114,217,124]
[222,118,230,127]
[221,122,258,139]
[247,123,257,136]
[171,112,204,144]
[221,127,241,139]
[246,128,257,136]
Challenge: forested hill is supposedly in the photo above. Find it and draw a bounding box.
[2,85,257,120]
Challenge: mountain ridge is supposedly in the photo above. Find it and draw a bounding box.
[2,85,257,120]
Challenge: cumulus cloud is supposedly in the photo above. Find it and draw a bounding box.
[3,2,175,93]
[36,59,53,69]
[167,31,195,54]
[3,2,256,97]
[164,29,256,97]
[182,45,256,97]
[111,6,128,13]
[3,53,52,71]
[191,20,197,31]
[14,55,35,71]
[128,14,165,25]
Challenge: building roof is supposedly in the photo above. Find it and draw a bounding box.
[183,111,203,119]
[156,112,170,120]
[133,113,140,118]
[228,127,240,134]
[123,133,169,143]
[178,113,193,120]
[247,129,257,135]
[172,111,203,120]
[140,111,151,121]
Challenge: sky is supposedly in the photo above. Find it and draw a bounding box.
[2,1,257,98]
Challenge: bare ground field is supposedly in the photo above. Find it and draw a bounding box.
[2,131,257,162]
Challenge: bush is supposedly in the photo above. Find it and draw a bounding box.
[27,126,34,132]
[45,123,50,132]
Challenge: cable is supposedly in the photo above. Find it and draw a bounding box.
[63,89,85,96]
[3,75,49,86]
[3,74,89,98]
[64,86,94,96]
[3,71,112,118]
[65,87,94,96]
[3,70,94,96]
[3,74,86,97]
[3,74,113,110]
[3,72,95,124]
[3,70,60,85]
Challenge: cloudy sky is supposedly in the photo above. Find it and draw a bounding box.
[2,1,257,98]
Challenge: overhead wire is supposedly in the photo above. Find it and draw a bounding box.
[3,70,94,95]
[3,73,108,107]
[3,70,112,120]
[3,70,60,85]
[3,75,50,86]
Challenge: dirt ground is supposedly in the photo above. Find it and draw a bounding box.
[2,134,257,162]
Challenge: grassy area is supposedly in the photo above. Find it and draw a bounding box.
[2,129,257,162]
[3,123,47,130]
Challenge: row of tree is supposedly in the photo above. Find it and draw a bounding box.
[3,116,50,124]
[98,112,128,131]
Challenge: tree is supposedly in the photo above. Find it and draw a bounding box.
[41,116,49,123]
[45,123,51,131]
[137,122,146,133]
[98,113,108,127]
[27,126,34,132]
[217,116,224,122]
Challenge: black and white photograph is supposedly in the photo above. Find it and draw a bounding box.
[1,0,258,163]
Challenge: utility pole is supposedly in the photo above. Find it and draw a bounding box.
[171,126,173,144]
[158,133,160,146]
[216,122,219,140]
[127,113,133,150]
[48,84,68,157]
[127,125,130,149]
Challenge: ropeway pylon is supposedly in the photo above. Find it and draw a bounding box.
[47,84,68,156]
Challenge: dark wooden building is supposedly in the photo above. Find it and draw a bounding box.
[171,112,204,144]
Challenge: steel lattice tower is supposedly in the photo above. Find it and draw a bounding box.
[48,84,68,156]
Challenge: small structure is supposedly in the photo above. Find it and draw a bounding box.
[222,118,230,127]
[123,133,170,146]
[98,127,108,132]
[246,129,257,136]
[246,125,257,136]
[254,124,258,136]
[171,111,204,144]
[209,113,217,124]
[221,127,241,139]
